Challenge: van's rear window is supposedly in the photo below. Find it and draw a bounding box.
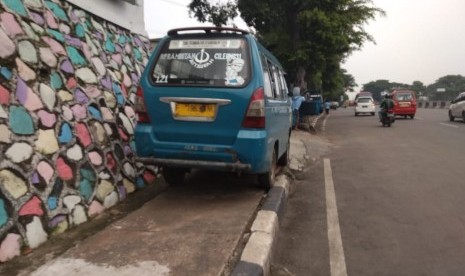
[357,98,371,103]
[151,38,250,87]
[394,92,413,101]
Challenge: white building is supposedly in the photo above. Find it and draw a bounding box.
[66,0,147,35]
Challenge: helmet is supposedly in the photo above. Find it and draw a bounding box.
[384,94,391,99]
[292,87,301,97]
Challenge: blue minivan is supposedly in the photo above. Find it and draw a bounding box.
[134,27,292,189]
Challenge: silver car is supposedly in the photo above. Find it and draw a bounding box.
[449,92,465,122]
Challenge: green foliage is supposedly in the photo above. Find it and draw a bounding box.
[342,69,357,92]
[410,81,425,95]
[425,75,465,101]
[361,76,465,102]
[188,0,384,98]
[362,80,395,101]
[188,0,238,26]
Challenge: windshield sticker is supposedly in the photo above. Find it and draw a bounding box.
[225,58,245,85]
[189,49,214,69]
[214,53,242,60]
[155,75,168,83]
[169,39,242,49]
[159,50,244,70]
[159,52,242,61]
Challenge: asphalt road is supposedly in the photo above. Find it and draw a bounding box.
[272,107,465,276]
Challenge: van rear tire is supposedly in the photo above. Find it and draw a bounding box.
[162,167,186,186]
[257,149,277,191]
[277,138,290,166]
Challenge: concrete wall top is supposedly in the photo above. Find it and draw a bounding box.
[66,0,147,35]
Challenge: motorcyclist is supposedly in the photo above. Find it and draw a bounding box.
[379,93,394,120]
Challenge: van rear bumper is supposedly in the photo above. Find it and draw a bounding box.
[135,127,269,173]
[136,157,251,172]
[393,107,416,115]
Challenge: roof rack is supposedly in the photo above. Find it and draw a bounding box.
[167,26,249,36]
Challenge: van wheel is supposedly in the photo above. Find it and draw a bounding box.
[257,148,277,191]
[277,138,290,166]
[449,111,454,121]
[410,115,414,119]
[162,167,186,186]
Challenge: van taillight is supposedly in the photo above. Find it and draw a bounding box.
[135,86,150,123]
[242,87,265,128]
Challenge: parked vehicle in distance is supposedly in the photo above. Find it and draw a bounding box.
[301,93,324,114]
[354,96,376,116]
[134,27,292,190]
[390,89,417,119]
[330,101,339,109]
[448,91,465,122]
[354,91,373,102]
[306,93,324,113]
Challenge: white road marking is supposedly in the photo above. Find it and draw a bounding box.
[440,123,459,128]
[324,158,348,276]
[322,114,329,132]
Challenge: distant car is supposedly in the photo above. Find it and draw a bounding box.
[330,101,339,109]
[449,91,465,122]
[390,89,417,119]
[354,91,373,102]
[355,96,375,116]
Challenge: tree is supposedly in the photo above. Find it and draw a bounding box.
[362,80,401,102]
[410,81,425,94]
[188,0,384,98]
[342,69,357,92]
[188,0,237,26]
[426,75,465,101]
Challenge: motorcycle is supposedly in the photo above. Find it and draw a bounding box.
[380,109,395,127]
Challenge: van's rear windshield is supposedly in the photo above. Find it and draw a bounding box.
[394,92,414,101]
[151,38,250,87]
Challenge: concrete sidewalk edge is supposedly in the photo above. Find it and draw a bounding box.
[231,174,290,276]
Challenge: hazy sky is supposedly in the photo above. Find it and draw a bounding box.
[145,0,465,88]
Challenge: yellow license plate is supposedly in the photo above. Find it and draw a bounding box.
[175,103,216,118]
[399,102,410,107]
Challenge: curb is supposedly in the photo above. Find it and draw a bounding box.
[231,174,290,276]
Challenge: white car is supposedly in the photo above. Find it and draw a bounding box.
[449,92,465,122]
[355,96,376,116]
[330,101,339,109]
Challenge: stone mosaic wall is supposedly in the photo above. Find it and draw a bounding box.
[0,0,155,262]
